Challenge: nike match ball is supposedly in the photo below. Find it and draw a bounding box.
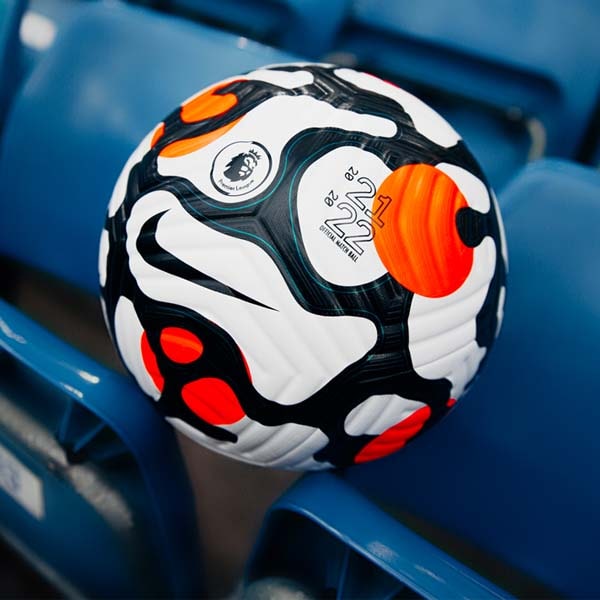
[99,63,507,470]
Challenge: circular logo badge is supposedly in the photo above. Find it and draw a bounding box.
[211,141,272,197]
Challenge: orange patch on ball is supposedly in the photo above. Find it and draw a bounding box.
[159,118,242,157]
[355,405,431,464]
[182,377,245,425]
[160,327,204,364]
[373,163,473,298]
[180,81,242,123]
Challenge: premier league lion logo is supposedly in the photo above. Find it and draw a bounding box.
[224,149,261,181]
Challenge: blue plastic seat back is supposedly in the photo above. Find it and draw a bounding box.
[0,295,204,597]
[0,0,25,120]
[345,159,600,597]
[0,0,297,294]
[331,0,600,187]
[17,0,85,78]
[0,4,300,594]
[247,473,513,598]
[145,0,347,57]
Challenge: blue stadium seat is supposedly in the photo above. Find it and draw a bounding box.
[17,0,83,77]
[338,159,600,597]
[246,473,512,598]
[142,0,347,57]
[0,297,203,597]
[0,0,25,121]
[0,2,298,595]
[0,0,297,295]
[328,1,600,189]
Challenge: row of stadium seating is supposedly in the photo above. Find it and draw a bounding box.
[145,0,600,186]
[0,1,599,597]
[12,0,600,190]
[1,0,599,295]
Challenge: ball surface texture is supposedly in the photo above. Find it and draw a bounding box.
[100,63,507,470]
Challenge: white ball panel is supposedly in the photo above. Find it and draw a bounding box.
[334,68,461,148]
[114,297,161,400]
[98,229,109,288]
[408,281,490,345]
[245,68,314,88]
[167,416,332,470]
[436,162,491,213]
[417,342,487,399]
[344,394,427,436]
[410,320,478,370]
[496,286,506,339]
[408,237,496,397]
[297,146,390,286]
[259,61,334,70]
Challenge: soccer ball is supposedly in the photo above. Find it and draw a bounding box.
[99,63,507,470]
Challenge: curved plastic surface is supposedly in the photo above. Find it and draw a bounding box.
[166,0,347,57]
[253,472,510,599]
[18,0,82,76]
[0,297,201,596]
[0,0,25,119]
[331,1,600,187]
[343,0,600,154]
[344,159,600,597]
[0,1,298,293]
